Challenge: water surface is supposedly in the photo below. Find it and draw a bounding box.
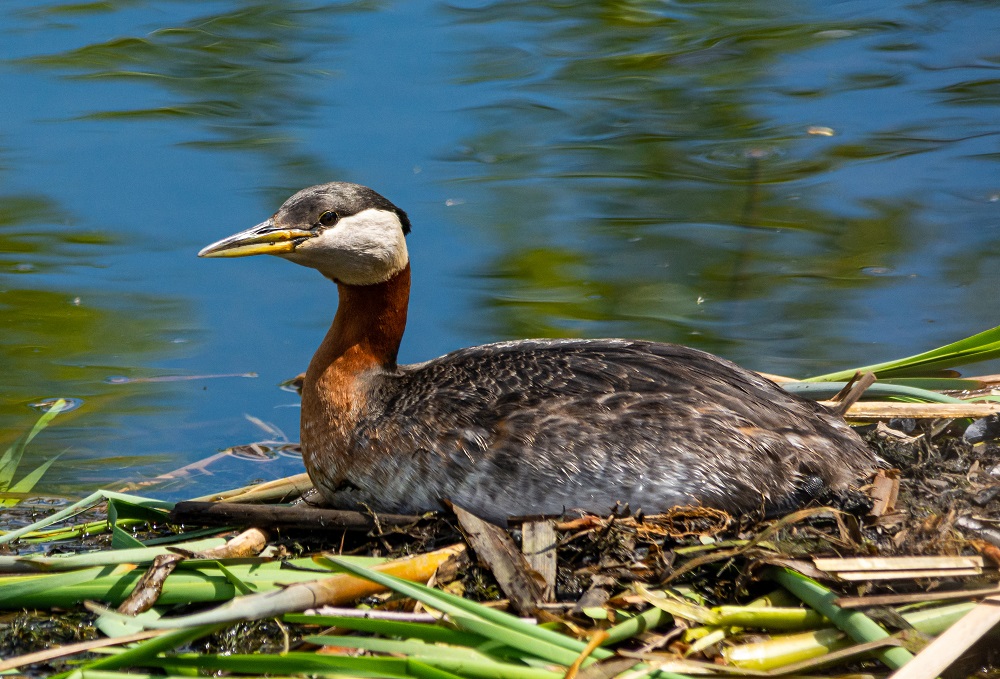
[1,0,999,498]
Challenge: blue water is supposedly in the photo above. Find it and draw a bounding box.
[2,0,999,499]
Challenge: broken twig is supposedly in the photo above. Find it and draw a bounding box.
[452,503,548,616]
[169,501,422,531]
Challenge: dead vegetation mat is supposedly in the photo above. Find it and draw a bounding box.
[2,423,1000,678]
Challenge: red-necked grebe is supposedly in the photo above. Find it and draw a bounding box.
[199,182,874,524]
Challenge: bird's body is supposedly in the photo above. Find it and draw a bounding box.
[201,182,875,524]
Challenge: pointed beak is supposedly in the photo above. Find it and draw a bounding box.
[198,219,315,258]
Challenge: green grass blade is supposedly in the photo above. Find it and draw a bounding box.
[214,561,254,595]
[300,564,595,669]
[902,601,976,635]
[723,601,976,670]
[601,607,673,645]
[0,399,68,490]
[140,526,230,546]
[635,584,720,625]
[284,613,490,647]
[95,606,163,638]
[79,673,227,679]
[305,634,501,662]
[713,605,826,630]
[447,612,583,666]
[108,497,171,531]
[767,567,915,670]
[407,659,469,679]
[0,537,225,571]
[112,525,147,549]
[77,672,195,679]
[150,652,414,677]
[806,324,1000,381]
[155,652,562,679]
[1,453,64,507]
[877,377,987,390]
[781,381,966,403]
[79,624,226,672]
[0,559,353,609]
[323,555,613,660]
[0,490,174,545]
[0,565,130,606]
[723,627,851,670]
[19,518,144,544]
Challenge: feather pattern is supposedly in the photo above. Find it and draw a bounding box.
[305,337,872,523]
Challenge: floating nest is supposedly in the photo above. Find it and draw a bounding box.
[1,415,999,678]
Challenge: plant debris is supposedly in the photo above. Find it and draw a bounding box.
[3,358,1000,676]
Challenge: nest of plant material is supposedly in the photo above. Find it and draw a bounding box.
[2,413,1000,678]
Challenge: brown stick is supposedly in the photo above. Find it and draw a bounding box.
[452,503,547,616]
[197,527,269,559]
[0,630,165,673]
[835,584,1000,609]
[117,553,185,615]
[831,401,1000,420]
[829,371,863,403]
[168,501,422,531]
[118,527,271,615]
[832,371,877,416]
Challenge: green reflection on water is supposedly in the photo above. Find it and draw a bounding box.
[19,1,368,193]
[443,1,963,369]
[3,0,380,491]
[0,184,190,485]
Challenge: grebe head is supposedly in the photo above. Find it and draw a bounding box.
[199,182,411,286]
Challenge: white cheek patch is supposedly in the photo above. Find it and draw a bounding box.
[288,208,409,285]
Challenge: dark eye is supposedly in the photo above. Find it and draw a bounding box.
[318,211,339,226]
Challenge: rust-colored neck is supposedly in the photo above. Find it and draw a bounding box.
[299,264,410,489]
[308,264,411,379]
